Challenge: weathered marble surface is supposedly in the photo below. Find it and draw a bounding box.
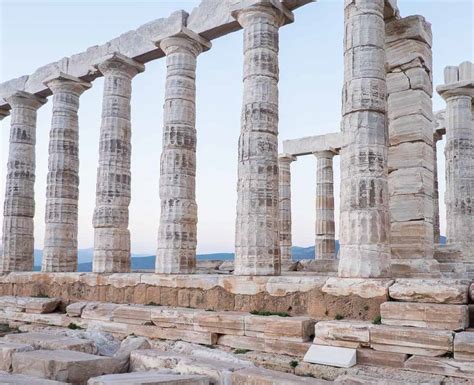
[389,279,470,304]
[454,332,474,361]
[89,372,210,385]
[0,341,33,372]
[282,132,342,156]
[404,355,474,379]
[278,154,296,264]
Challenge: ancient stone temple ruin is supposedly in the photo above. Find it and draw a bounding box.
[0,0,473,384]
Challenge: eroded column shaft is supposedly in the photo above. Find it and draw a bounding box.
[338,0,391,277]
[0,92,45,272]
[42,76,90,272]
[156,33,209,274]
[433,133,442,244]
[278,154,295,264]
[92,54,143,273]
[315,151,336,260]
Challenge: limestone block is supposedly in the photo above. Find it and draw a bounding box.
[389,168,434,197]
[385,15,432,47]
[5,332,97,354]
[471,283,474,303]
[390,194,433,222]
[388,142,434,172]
[0,373,69,384]
[389,279,469,304]
[404,355,474,379]
[0,310,75,328]
[114,336,151,372]
[390,221,434,259]
[12,349,121,384]
[380,302,469,330]
[244,315,315,342]
[82,303,120,321]
[313,320,371,348]
[112,305,151,325]
[356,348,407,368]
[389,114,433,146]
[322,278,393,299]
[0,341,33,371]
[66,301,88,317]
[334,374,440,385]
[386,39,432,73]
[130,350,188,371]
[88,372,210,385]
[282,132,342,156]
[386,72,410,95]
[150,307,199,330]
[194,311,245,335]
[370,325,453,356]
[25,297,60,314]
[454,332,474,361]
[231,367,329,385]
[0,296,27,312]
[303,344,356,368]
[388,90,432,122]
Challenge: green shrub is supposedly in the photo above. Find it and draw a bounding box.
[372,315,382,325]
[250,310,290,317]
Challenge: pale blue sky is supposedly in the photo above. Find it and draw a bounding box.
[0,0,473,254]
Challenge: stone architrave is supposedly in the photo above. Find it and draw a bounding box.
[92,53,144,273]
[0,92,46,273]
[232,0,294,276]
[386,15,438,277]
[42,74,91,272]
[314,150,336,260]
[338,0,391,278]
[433,131,442,244]
[278,154,296,265]
[155,29,211,274]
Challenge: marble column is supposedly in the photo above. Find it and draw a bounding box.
[314,150,336,260]
[232,1,293,276]
[433,131,442,244]
[92,53,144,273]
[338,0,391,277]
[42,74,91,272]
[278,154,296,264]
[0,92,46,273]
[155,30,211,274]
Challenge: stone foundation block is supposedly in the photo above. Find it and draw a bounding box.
[151,307,199,330]
[244,315,315,342]
[404,355,474,379]
[454,332,474,361]
[112,305,152,325]
[5,332,97,354]
[66,301,88,317]
[380,302,469,330]
[88,372,210,385]
[130,350,188,372]
[12,349,121,384]
[81,302,120,321]
[370,325,453,356]
[0,341,33,371]
[0,296,60,314]
[231,367,329,385]
[334,374,439,385]
[322,278,393,300]
[390,221,434,260]
[356,348,408,368]
[313,320,371,348]
[0,373,69,384]
[194,311,245,335]
[389,279,469,304]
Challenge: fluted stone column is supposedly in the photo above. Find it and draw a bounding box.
[338,0,391,277]
[314,150,336,260]
[0,92,46,272]
[433,131,442,244]
[42,74,91,272]
[92,53,144,273]
[155,30,211,274]
[278,154,296,264]
[232,1,293,276]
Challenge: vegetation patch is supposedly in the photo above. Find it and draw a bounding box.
[250,310,290,317]
[372,315,382,325]
[67,322,83,330]
[234,348,251,354]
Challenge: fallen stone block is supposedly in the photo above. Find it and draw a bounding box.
[232,367,330,384]
[313,320,371,348]
[82,303,121,321]
[404,355,474,379]
[356,348,408,368]
[194,311,245,335]
[5,332,97,354]
[0,310,74,328]
[66,301,89,317]
[370,325,453,356]
[0,372,70,384]
[0,296,59,314]
[130,350,188,371]
[244,315,315,342]
[114,335,151,372]
[150,307,199,330]
[380,302,469,330]
[334,374,439,385]
[454,332,474,361]
[0,341,34,371]
[12,349,121,384]
[88,372,210,385]
[389,279,469,304]
[303,344,356,368]
[112,305,152,325]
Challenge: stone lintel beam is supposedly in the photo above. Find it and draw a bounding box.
[282,132,341,157]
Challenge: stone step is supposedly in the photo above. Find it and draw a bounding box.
[454,331,474,361]
[388,279,469,304]
[0,296,60,314]
[380,302,469,330]
[0,309,74,328]
[0,341,34,371]
[356,348,408,369]
[334,374,441,385]
[231,367,330,384]
[313,320,371,348]
[370,325,453,356]
[5,332,97,353]
[404,355,474,379]
[88,372,210,385]
[12,349,121,384]
[0,372,69,384]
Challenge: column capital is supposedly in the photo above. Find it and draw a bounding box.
[156,27,211,57]
[231,0,294,28]
[95,52,145,78]
[437,82,474,101]
[313,149,338,159]
[43,72,91,94]
[278,153,297,163]
[5,91,47,110]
